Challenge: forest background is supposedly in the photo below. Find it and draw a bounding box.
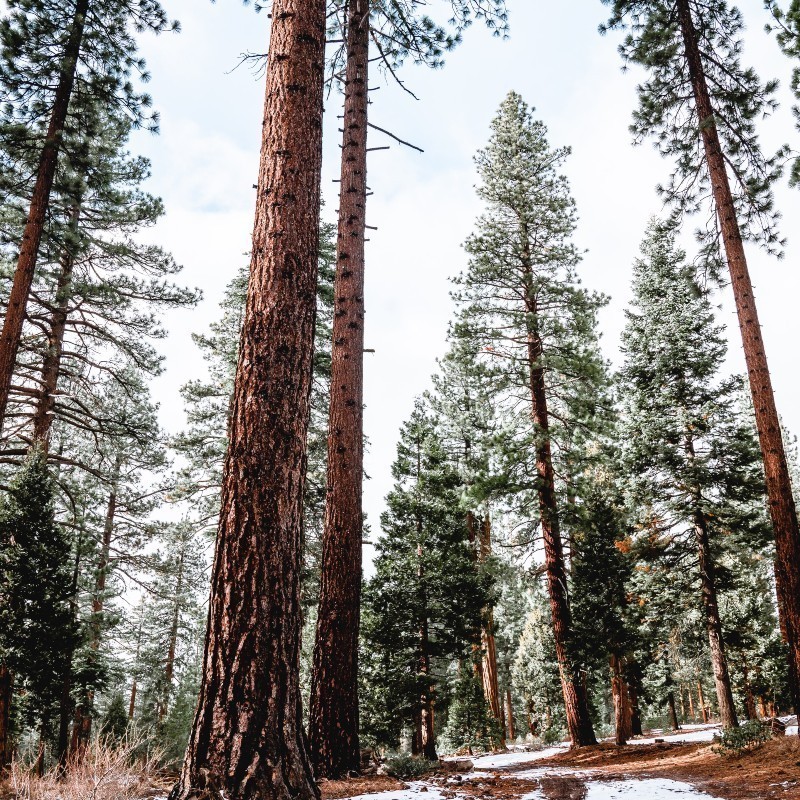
[134,0,800,555]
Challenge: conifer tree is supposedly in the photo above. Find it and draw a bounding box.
[170,1,327,796]
[618,220,774,729]
[360,403,491,758]
[311,0,508,776]
[766,0,800,184]
[602,0,800,709]
[0,0,177,423]
[0,450,74,767]
[453,92,605,746]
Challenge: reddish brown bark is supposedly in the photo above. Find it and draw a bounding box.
[169,1,325,797]
[0,665,12,769]
[677,0,800,714]
[308,0,369,778]
[693,507,738,729]
[505,688,516,741]
[0,0,89,427]
[32,209,79,447]
[524,279,596,747]
[611,654,632,746]
[697,680,708,723]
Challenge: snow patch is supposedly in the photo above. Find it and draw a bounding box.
[471,746,567,769]
[584,778,717,798]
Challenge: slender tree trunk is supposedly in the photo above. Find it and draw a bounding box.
[679,686,687,720]
[505,688,516,741]
[0,665,13,769]
[0,0,89,426]
[478,514,504,748]
[693,507,738,728]
[169,1,326,797]
[688,683,697,721]
[308,0,369,778]
[160,539,186,724]
[759,694,768,719]
[697,680,708,723]
[524,284,596,747]
[57,532,83,767]
[677,0,800,715]
[32,207,79,448]
[611,654,632,746]
[70,456,120,759]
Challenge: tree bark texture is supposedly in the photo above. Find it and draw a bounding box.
[505,688,516,741]
[677,0,800,714]
[308,0,369,778]
[524,292,596,747]
[0,0,89,427]
[693,507,738,729]
[611,654,632,746]
[169,1,326,797]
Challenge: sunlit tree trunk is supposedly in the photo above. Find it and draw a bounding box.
[169,0,326,796]
[677,0,800,714]
[0,0,89,425]
[309,0,369,778]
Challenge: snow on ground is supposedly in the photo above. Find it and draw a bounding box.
[470,747,567,770]
[627,723,721,746]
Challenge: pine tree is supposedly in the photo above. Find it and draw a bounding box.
[170,1,327,796]
[311,1,508,776]
[452,91,606,746]
[0,450,75,767]
[360,403,491,758]
[766,0,800,185]
[602,0,800,710]
[0,0,177,423]
[618,220,775,728]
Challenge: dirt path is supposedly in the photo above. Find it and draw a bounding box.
[321,728,800,800]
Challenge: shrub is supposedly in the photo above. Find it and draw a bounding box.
[383,752,438,779]
[712,720,769,756]
[7,734,166,800]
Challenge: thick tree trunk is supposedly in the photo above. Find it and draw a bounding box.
[693,507,738,729]
[611,654,632,746]
[677,0,800,715]
[524,289,596,747]
[32,208,79,447]
[478,514,504,748]
[0,0,89,426]
[169,1,326,797]
[505,688,516,741]
[0,665,12,769]
[308,0,369,779]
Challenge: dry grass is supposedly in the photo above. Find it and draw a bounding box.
[1,736,170,800]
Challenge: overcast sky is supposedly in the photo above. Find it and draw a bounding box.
[131,0,800,557]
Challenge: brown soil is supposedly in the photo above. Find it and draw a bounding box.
[535,736,800,799]
[320,774,404,799]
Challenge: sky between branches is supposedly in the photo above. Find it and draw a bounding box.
[130,0,800,565]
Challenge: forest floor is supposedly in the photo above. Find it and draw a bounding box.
[320,725,800,800]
